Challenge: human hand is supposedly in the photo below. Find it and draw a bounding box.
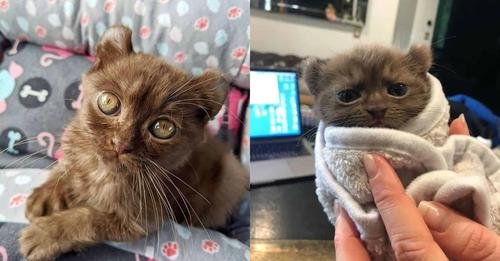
[334,115,500,260]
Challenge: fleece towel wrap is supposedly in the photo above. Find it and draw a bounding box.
[314,74,500,259]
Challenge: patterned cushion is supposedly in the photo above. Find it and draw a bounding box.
[0,42,248,168]
[0,43,89,168]
[0,1,250,168]
[0,0,249,87]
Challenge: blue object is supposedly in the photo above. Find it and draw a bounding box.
[249,70,301,138]
[448,94,500,147]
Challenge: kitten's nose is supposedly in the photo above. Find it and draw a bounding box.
[116,143,133,155]
[367,108,387,119]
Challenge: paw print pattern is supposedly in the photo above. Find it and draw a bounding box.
[0,0,9,12]
[139,26,151,39]
[174,51,186,63]
[227,7,242,20]
[80,13,89,26]
[201,239,220,254]
[0,0,249,83]
[103,0,116,13]
[194,17,209,31]
[35,25,47,38]
[231,47,246,60]
[161,241,179,260]
[239,63,250,75]
[9,193,27,208]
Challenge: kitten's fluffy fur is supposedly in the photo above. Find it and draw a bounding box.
[304,45,433,129]
[19,26,248,261]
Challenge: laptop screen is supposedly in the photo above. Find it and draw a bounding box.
[249,70,301,138]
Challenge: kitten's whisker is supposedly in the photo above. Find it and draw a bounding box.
[432,63,458,75]
[51,155,94,200]
[171,97,247,127]
[145,159,194,224]
[168,77,194,100]
[138,168,150,238]
[171,75,225,100]
[145,163,188,226]
[0,137,42,155]
[42,159,58,171]
[144,165,180,246]
[142,170,162,248]
[146,158,210,204]
[430,36,457,47]
[19,154,51,169]
[178,102,212,120]
[299,126,318,144]
[146,159,210,239]
[142,171,158,243]
[136,167,145,224]
[2,149,47,169]
[144,164,174,223]
[130,166,139,221]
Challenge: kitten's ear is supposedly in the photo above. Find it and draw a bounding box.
[190,70,229,122]
[302,57,326,96]
[92,25,133,70]
[405,44,432,74]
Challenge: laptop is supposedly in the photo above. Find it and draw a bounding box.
[249,68,315,184]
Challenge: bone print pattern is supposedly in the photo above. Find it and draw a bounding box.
[19,85,48,102]
[0,43,81,165]
[17,77,51,108]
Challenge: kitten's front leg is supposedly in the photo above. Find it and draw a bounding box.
[19,207,145,261]
[25,164,69,221]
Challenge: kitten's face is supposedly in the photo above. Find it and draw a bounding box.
[304,45,432,128]
[76,26,226,171]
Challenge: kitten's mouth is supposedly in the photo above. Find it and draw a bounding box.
[370,118,386,127]
[99,150,135,166]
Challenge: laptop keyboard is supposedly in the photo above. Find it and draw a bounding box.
[251,141,308,161]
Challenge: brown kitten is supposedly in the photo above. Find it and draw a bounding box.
[19,26,248,261]
[303,45,433,129]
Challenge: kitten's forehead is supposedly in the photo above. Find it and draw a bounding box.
[86,54,191,107]
[323,47,409,87]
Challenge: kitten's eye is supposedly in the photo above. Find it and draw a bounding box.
[336,90,361,104]
[149,119,176,139]
[97,92,120,115]
[387,83,408,97]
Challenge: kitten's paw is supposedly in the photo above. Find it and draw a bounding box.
[25,188,51,220]
[26,185,66,221]
[19,218,66,261]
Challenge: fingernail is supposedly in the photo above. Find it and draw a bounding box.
[334,203,341,225]
[334,202,340,216]
[458,113,466,124]
[418,201,447,232]
[363,154,379,179]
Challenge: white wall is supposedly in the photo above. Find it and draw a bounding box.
[251,0,400,57]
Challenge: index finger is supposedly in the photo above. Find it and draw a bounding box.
[363,154,447,260]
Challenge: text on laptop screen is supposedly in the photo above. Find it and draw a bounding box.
[249,70,300,138]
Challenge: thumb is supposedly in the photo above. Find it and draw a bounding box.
[449,114,470,136]
[419,201,500,260]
